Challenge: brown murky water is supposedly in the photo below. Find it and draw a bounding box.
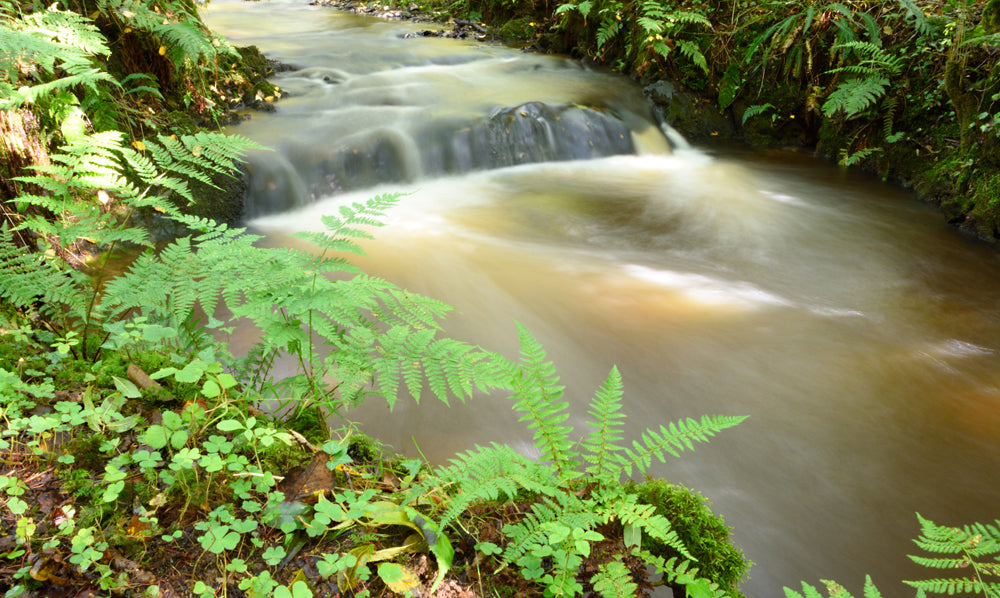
[204,2,1000,595]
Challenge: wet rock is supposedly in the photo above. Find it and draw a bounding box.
[645,79,736,143]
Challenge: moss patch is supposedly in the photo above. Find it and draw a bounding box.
[629,478,751,598]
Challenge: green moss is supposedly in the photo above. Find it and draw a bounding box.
[285,406,328,446]
[59,434,110,471]
[963,171,1000,241]
[629,478,751,598]
[500,17,538,43]
[347,432,384,463]
[259,437,310,474]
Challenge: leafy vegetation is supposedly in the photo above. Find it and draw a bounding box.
[3,0,998,597]
[381,0,1000,239]
[786,514,1000,598]
[1,178,748,596]
[409,333,749,597]
[1,5,751,597]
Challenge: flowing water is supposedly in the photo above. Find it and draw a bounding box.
[204,2,1000,595]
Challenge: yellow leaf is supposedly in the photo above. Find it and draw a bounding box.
[131,140,146,151]
[158,45,167,56]
[377,562,421,593]
[192,146,202,157]
[153,206,167,214]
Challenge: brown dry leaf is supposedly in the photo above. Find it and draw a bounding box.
[299,452,335,497]
[30,555,67,584]
[278,452,335,502]
[36,489,63,514]
[127,363,162,392]
[126,513,151,537]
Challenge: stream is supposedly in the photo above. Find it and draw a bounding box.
[202,1,1000,595]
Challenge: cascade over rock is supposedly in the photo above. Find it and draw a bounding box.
[243,101,646,217]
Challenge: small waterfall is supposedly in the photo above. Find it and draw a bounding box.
[241,100,666,218]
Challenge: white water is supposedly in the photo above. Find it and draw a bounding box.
[204,2,1000,595]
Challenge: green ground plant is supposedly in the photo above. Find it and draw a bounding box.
[409,326,748,597]
[787,514,1000,598]
[1,6,749,595]
[4,0,998,597]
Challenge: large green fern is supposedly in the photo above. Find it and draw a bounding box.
[96,0,237,66]
[408,324,747,596]
[100,193,508,414]
[0,5,115,111]
[822,41,903,119]
[904,514,1000,597]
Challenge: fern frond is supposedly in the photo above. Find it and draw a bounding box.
[898,514,1000,597]
[596,19,621,48]
[419,443,560,529]
[670,11,712,28]
[742,103,775,125]
[903,578,993,595]
[912,514,976,554]
[637,16,663,34]
[960,31,1000,48]
[294,193,403,260]
[0,6,114,110]
[881,95,898,141]
[909,555,975,569]
[96,0,237,65]
[613,414,748,479]
[601,489,693,560]
[821,76,889,118]
[592,560,639,598]
[641,551,730,598]
[500,495,598,566]
[355,324,505,409]
[581,366,627,482]
[838,146,881,167]
[899,0,936,38]
[833,41,904,75]
[860,576,884,598]
[676,39,708,73]
[0,226,91,326]
[502,323,577,476]
[784,581,829,598]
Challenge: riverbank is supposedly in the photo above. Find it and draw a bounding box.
[336,0,1000,242]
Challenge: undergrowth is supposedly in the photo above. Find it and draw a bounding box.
[3,1,997,597]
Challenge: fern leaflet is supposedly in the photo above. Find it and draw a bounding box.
[613,414,748,479]
[822,76,889,118]
[501,324,576,477]
[581,366,627,483]
[592,560,639,598]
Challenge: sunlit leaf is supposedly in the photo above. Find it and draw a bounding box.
[378,562,420,593]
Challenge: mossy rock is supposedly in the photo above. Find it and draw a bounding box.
[645,80,737,143]
[500,17,538,43]
[956,170,1000,241]
[628,478,751,598]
